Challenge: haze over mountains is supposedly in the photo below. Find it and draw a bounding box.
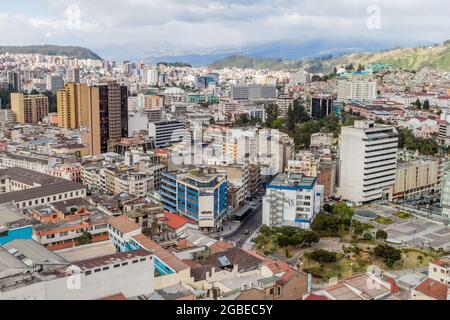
[4,39,450,73]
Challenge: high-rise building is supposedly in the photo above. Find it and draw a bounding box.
[337,79,377,102]
[338,120,398,203]
[66,68,80,83]
[10,93,49,124]
[148,120,186,148]
[441,161,450,223]
[310,94,335,119]
[262,173,324,229]
[6,71,20,92]
[143,68,159,86]
[57,83,89,129]
[46,74,65,93]
[87,81,128,155]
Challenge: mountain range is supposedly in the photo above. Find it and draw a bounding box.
[2,40,450,73]
[0,45,101,60]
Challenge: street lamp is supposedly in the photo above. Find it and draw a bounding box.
[402,254,407,272]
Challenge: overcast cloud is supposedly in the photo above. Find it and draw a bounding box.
[0,0,448,49]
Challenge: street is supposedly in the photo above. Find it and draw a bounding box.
[222,202,263,247]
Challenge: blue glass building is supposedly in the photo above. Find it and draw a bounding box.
[160,169,228,230]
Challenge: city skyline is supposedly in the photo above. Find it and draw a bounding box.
[1,0,449,56]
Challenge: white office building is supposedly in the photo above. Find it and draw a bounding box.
[262,173,324,229]
[337,79,378,102]
[148,120,186,148]
[338,120,399,204]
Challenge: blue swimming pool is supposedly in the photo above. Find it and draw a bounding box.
[0,226,33,245]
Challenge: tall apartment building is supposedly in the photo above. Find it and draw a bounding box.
[148,120,186,148]
[87,81,129,155]
[262,173,324,229]
[338,120,399,203]
[276,95,294,117]
[46,74,65,93]
[310,95,334,119]
[11,93,49,124]
[66,67,80,83]
[6,70,20,92]
[160,167,228,230]
[442,161,450,223]
[57,83,89,129]
[337,79,377,102]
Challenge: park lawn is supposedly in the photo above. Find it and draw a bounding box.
[374,216,394,225]
[394,211,412,220]
[300,246,434,282]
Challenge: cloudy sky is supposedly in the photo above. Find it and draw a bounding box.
[0,0,448,50]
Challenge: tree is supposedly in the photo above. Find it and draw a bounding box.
[423,99,430,110]
[286,106,296,131]
[363,233,373,240]
[415,99,422,109]
[322,203,333,213]
[76,231,93,245]
[376,230,388,241]
[374,244,401,266]
[308,249,337,264]
[265,103,279,128]
[332,202,354,221]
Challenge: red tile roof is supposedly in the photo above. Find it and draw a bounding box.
[432,258,450,268]
[264,259,291,274]
[415,278,449,300]
[164,211,195,230]
[209,240,234,253]
[303,293,329,300]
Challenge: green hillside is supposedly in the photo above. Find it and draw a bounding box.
[0,45,102,60]
[210,55,304,71]
[210,42,450,72]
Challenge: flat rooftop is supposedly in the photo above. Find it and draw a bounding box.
[267,173,316,189]
[55,240,117,262]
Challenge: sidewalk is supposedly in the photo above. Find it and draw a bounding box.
[210,220,241,239]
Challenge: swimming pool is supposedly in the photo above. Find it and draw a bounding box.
[0,226,33,245]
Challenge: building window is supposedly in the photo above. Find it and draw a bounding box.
[102,267,109,271]
[94,269,101,273]
[122,262,128,266]
[113,264,120,268]
[85,270,92,276]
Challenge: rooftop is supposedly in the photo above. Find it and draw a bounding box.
[132,234,190,272]
[72,249,152,271]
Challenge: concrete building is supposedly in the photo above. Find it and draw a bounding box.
[262,173,324,229]
[338,120,398,204]
[391,157,441,201]
[230,84,277,101]
[57,83,89,129]
[337,79,377,102]
[6,70,20,92]
[148,120,186,148]
[442,161,450,223]
[0,240,155,300]
[87,81,128,155]
[46,74,64,94]
[11,93,49,124]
